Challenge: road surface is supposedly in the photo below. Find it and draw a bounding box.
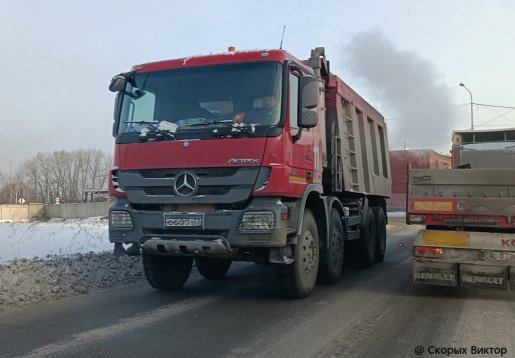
[0,218,514,358]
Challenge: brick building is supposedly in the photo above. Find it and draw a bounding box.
[388,149,451,211]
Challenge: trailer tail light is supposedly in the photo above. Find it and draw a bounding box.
[414,246,445,257]
[408,214,426,224]
[109,169,126,198]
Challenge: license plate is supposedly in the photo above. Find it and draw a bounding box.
[165,216,203,228]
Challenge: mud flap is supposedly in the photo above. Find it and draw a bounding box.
[460,264,508,290]
[412,260,457,287]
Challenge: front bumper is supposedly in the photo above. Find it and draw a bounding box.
[109,197,288,253]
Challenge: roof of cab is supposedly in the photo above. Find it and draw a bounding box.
[133,48,312,73]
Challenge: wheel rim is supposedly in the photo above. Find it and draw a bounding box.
[300,229,317,279]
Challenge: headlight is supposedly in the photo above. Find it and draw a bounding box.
[239,211,274,232]
[110,211,133,229]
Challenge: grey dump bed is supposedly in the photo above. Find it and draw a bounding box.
[324,74,391,198]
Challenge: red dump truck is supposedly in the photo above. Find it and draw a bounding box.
[108,47,391,298]
[408,128,515,290]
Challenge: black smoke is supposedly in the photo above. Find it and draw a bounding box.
[342,29,456,151]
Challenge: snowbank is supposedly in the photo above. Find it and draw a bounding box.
[0,217,111,264]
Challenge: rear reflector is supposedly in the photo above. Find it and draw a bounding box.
[422,231,469,247]
[412,199,455,214]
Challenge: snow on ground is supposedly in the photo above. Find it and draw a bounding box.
[0,217,112,264]
[388,211,406,218]
[0,218,144,313]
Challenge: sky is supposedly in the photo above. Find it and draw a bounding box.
[1,0,514,173]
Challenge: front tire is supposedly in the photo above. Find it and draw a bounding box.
[143,252,193,290]
[195,258,232,279]
[279,210,320,299]
[318,208,344,284]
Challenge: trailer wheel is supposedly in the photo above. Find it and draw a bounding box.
[372,207,387,262]
[318,208,344,284]
[142,252,193,290]
[356,207,376,268]
[279,209,319,298]
[195,258,232,279]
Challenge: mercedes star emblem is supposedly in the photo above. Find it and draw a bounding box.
[173,171,198,196]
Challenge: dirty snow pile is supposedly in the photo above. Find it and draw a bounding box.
[0,218,144,313]
[0,253,143,313]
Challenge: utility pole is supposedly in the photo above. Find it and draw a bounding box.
[459,83,474,130]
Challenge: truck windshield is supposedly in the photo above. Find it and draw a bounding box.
[117,62,282,135]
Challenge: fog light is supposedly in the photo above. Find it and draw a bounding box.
[110,211,133,229]
[239,211,274,232]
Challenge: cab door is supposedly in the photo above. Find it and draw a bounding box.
[288,67,316,184]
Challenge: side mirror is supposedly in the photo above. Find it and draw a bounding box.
[109,75,127,92]
[298,76,318,129]
[299,108,317,128]
[112,92,122,137]
[299,76,318,109]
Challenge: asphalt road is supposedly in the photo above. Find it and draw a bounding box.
[1,218,514,358]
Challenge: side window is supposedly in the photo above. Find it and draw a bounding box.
[119,90,156,133]
[289,73,299,129]
[130,92,156,121]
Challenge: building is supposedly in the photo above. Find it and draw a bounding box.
[388,149,451,211]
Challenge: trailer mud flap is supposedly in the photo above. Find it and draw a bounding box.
[412,260,457,287]
[460,264,508,290]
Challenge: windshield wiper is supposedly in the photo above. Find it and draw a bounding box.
[124,121,176,141]
[213,124,256,138]
[183,119,234,127]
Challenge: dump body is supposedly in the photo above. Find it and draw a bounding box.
[108,47,390,298]
[408,128,515,290]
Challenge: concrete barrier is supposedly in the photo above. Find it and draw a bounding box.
[0,202,112,221]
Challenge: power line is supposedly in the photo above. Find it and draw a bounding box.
[473,102,515,110]
[476,108,515,127]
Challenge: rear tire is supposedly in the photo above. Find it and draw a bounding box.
[195,258,232,279]
[373,207,387,262]
[355,207,376,268]
[318,208,344,284]
[279,210,319,298]
[142,252,193,290]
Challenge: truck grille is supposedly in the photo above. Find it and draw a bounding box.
[145,186,232,196]
[139,167,239,178]
[119,166,259,204]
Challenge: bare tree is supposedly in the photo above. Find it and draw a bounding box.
[11,149,112,203]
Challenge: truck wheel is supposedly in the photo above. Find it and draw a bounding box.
[318,208,344,284]
[142,252,193,290]
[373,207,386,262]
[279,209,319,298]
[195,258,232,279]
[356,207,376,268]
